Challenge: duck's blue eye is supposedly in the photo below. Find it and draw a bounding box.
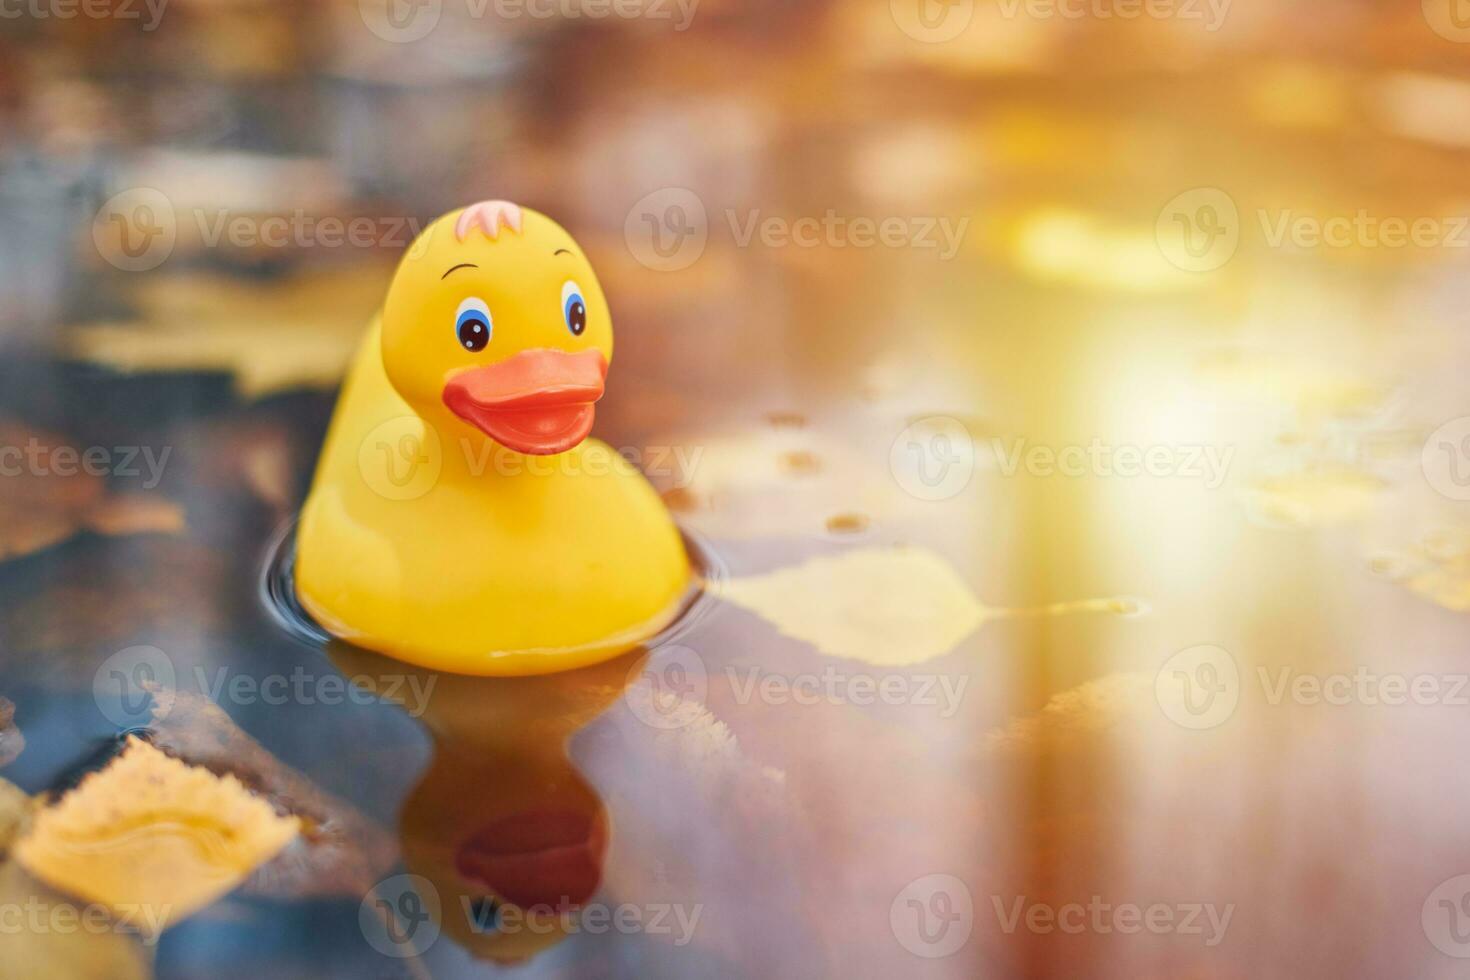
[561,280,587,337]
[455,297,492,352]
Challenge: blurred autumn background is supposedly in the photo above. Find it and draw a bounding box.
[4,0,1470,978]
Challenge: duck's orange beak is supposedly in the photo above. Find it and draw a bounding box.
[443,348,607,456]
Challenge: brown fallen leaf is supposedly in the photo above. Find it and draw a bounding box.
[0,419,186,564]
[15,737,300,932]
[83,495,187,537]
[146,688,400,900]
[0,696,24,768]
[0,539,226,676]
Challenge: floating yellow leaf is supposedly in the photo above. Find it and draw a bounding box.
[1011,207,1197,294]
[720,546,985,666]
[1194,350,1391,418]
[16,738,299,932]
[1371,526,1470,612]
[1240,467,1386,528]
[65,265,384,398]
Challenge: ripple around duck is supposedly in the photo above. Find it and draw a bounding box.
[258,518,332,649]
[259,517,725,657]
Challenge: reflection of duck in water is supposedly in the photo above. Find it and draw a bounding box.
[330,640,639,962]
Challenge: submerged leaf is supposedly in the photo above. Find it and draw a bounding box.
[147,690,399,900]
[980,673,1156,758]
[0,776,31,855]
[0,696,24,769]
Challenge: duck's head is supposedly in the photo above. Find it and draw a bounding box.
[382,200,613,456]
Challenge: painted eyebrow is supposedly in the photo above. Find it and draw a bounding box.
[441,263,478,279]
[553,248,573,257]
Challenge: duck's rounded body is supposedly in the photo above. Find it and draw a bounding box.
[295,202,690,676]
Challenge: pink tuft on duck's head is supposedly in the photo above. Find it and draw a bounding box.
[455,200,524,242]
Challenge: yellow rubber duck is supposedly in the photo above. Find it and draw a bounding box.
[296,200,691,676]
